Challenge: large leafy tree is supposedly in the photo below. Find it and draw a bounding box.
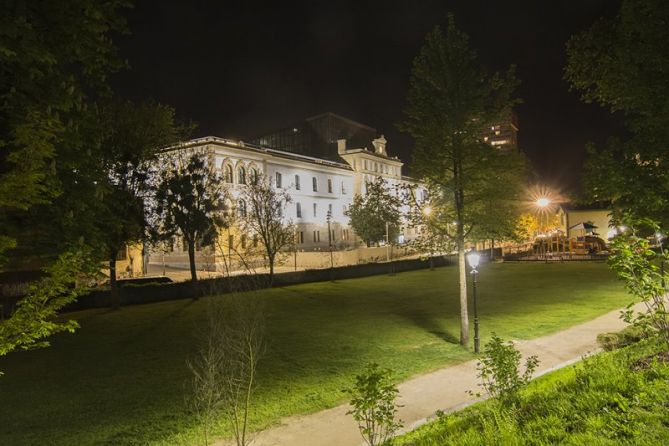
[92,100,181,307]
[153,151,227,282]
[0,0,129,262]
[565,0,669,226]
[345,177,402,247]
[238,175,294,286]
[401,16,524,347]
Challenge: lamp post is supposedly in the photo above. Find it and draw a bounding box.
[467,251,481,353]
[327,210,334,270]
[536,197,551,259]
[657,232,665,290]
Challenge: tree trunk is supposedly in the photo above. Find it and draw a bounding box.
[490,238,495,261]
[268,254,274,288]
[109,251,120,310]
[187,239,199,300]
[457,237,469,347]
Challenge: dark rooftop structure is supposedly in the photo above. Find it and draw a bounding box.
[251,112,378,161]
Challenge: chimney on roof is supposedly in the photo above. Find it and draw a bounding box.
[372,135,387,156]
[337,138,347,155]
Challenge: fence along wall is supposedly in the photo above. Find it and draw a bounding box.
[59,255,453,312]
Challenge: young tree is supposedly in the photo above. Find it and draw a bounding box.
[153,151,227,282]
[566,0,669,226]
[186,295,265,446]
[238,175,294,286]
[401,16,523,346]
[345,177,402,247]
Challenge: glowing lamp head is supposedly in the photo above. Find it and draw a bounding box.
[423,206,432,216]
[467,252,481,269]
[536,197,550,208]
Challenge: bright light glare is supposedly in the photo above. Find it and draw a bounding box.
[423,206,432,216]
[536,197,550,208]
[467,252,481,269]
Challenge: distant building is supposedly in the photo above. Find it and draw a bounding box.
[481,110,519,152]
[150,114,427,272]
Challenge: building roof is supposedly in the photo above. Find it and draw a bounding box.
[166,136,354,171]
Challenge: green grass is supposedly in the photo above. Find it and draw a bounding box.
[397,338,669,445]
[0,262,631,445]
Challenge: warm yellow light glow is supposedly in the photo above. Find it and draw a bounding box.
[423,206,432,216]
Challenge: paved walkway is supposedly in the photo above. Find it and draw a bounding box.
[218,304,641,446]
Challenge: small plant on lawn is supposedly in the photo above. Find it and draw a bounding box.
[475,334,539,406]
[608,222,669,349]
[345,363,403,446]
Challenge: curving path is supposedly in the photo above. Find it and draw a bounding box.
[218,303,642,446]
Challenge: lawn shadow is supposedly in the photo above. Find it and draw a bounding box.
[398,307,459,344]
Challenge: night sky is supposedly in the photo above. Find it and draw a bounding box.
[111,0,625,194]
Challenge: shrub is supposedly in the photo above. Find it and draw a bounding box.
[476,334,539,406]
[344,363,403,446]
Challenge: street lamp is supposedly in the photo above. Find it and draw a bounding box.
[326,210,334,270]
[467,251,481,353]
[535,197,551,258]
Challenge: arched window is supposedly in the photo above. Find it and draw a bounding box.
[249,168,259,184]
[238,199,247,218]
[224,164,233,183]
[237,166,246,185]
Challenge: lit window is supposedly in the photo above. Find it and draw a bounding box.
[237,167,246,184]
[224,164,233,183]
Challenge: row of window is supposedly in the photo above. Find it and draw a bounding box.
[296,229,350,244]
[294,202,348,219]
[361,159,397,176]
[222,164,259,185]
[275,172,347,194]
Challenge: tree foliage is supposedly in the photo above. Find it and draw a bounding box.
[566,0,669,226]
[345,177,401,247]
[0,246,101,374]
[401,15,524,346]
[238,175,294,286]
[0,0,129,261]
[153,151,227,282]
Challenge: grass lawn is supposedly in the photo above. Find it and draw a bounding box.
[0,262,631,445]
[397,338,669,445]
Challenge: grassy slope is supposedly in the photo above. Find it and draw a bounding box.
[397,339,669,445]
[0,262,630,445]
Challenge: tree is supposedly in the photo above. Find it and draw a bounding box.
[345,177,402,248]
[0,246,101,376]
[565,0,669,226]
[186,296,265,446]
[92,100,181,308]
[401,16,523,346]
[153,151,227,282]
[0,0,128,262]
[238,175,294,286]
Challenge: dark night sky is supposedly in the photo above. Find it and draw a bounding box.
[111,0,624,194]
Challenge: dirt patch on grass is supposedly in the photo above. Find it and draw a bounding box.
[631,351,669,371]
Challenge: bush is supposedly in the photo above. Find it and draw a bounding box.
[475,334,539,406]
[597,325,646,351]
[344,363,403,446]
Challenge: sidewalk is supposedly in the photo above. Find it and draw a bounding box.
[218,303,639,446]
